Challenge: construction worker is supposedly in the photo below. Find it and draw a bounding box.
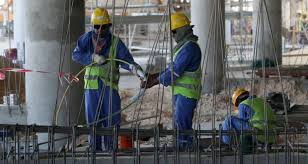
[295,10,308,46]
[72,8,144,151]
[141,12,202,149]
[222,88,276,148]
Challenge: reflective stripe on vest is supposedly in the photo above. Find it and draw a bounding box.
[85,74,119,83]
[84,36,119,90]
[172,41,202,99]
[241,98,277,143]
[175,82,198,90]
[182,71,201,78]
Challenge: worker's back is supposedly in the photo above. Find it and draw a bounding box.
[241,97,276,143]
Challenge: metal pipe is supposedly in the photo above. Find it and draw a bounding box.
[72,126,76,164]
[112,126,118,164]
[176,127,179,164]
[0,124,305,136]
[85,4,168,10]
[164,144,167,164]
[17,129,20,164]
[91,126,96,164]
[13,128,16,164]
[136,124,141,164]
[51,127,55,164]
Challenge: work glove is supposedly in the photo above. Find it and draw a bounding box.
[130,64,145,80]
[92,54,106,65]
[141,73,160,89]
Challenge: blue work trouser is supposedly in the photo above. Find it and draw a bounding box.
[222,116,250,144]
[85,79,121,151]
[174,94,197,150]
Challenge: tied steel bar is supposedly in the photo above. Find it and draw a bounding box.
[0,124,306,163]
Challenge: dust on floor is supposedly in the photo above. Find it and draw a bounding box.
[120,79,308,128]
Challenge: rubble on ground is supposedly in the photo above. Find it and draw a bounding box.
[120,79,308,128]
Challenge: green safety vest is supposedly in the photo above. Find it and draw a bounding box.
[84,37,119,90]
[172,41,202,100]
[241,98,277,143]
[296,18,305,32]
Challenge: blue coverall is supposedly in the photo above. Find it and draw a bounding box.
[222,97,255,144]
[158,41,201,149]
[72,30,136,151]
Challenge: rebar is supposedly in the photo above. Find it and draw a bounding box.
[0,124,305,163]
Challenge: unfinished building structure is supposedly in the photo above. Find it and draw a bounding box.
[0,0,307,163]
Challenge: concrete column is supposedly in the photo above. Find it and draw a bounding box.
[226,19,232,45]
[24,0,84,149]
[13,0,26,63]
[253,0,282,66]
[191,0,225,93]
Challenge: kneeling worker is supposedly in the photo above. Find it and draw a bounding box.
[222,88,277,148]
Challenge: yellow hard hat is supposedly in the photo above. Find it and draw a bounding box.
[171,12,191,31]
[232,88,249,107]
[91,8,111,25]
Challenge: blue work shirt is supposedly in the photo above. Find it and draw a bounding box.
[158,41,201,86]
[72,30,135,71]
[238,96,255,121]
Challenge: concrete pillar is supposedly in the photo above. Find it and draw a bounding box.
[191,0,225,93]
[226,19,232,45]
[253,0,282,66]
[13,0,26,63]
[24,0,84,149]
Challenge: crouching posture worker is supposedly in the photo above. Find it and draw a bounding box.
[222,88,277,151]
[141,12,202,149]
[72,8,144,151]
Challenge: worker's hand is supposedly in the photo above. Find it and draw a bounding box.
[92,54,106,65]
[141,73,160,89]
[130,64,145,80]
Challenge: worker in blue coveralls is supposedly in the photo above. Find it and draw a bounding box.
[72,8,144,151]
[141,12,202,150]
[222,88,276,149]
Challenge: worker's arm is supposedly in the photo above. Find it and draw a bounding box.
[238,104,254,121]
[116,38,140,71]
[115,38,145,79]
[72,32,93,66]
[158,42,201,86]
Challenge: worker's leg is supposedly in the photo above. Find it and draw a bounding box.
[84,83,104,151]
[174,94,197,150]
[222,116,249,144]
[101,84,121,151]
